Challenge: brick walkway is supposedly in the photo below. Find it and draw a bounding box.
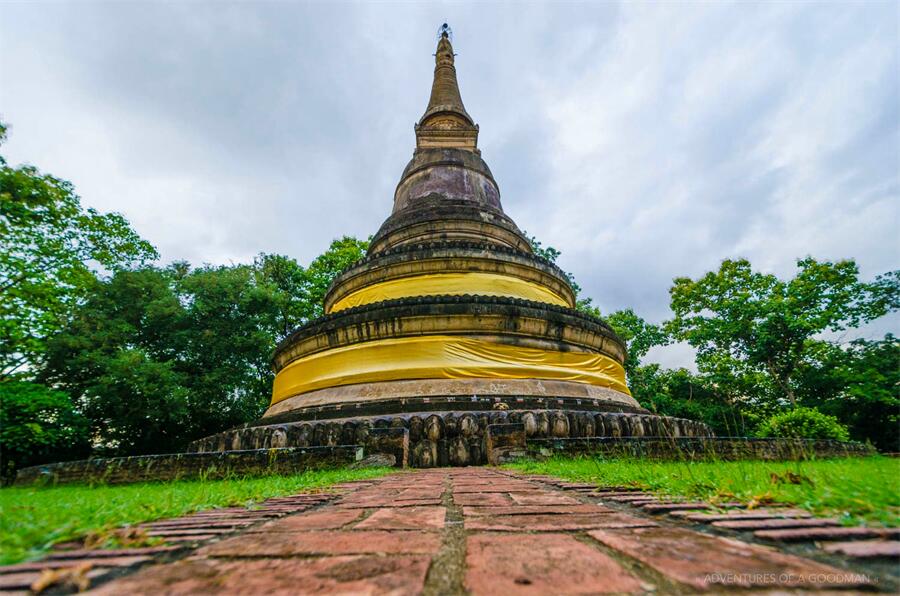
[4,468,897,594]
[45,468,883,595]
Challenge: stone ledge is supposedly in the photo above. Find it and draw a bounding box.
[277,295,623,355]
[323,243,576,313]
[485,424,526,465]
[332,239,567,290]
[527,436,875,461]
[188,410,713,468]
[263,383,643,419]
[273,295,627,372]
[13,447,366,487]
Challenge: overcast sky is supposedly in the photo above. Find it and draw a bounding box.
[2,1,897,367]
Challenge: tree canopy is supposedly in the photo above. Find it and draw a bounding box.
[527,237,898,445]
[1,122,369,468]
[0,122,157,380]
[668,257,898,406]
[0,381,90,476]
[39,238,368,455]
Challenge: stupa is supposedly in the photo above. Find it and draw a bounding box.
[190,27,711,465]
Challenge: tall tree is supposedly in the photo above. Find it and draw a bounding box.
[41,268,192,453]
[0,381,90,477]
[253,253,308,339]
[40,239,369,454]
[299,236,369,321]
[0,122,157,379]
[604,309,669,378]
[253,236,369,335]
[794,335,900,450]
[668,258,898,407]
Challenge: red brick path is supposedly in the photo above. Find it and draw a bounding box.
[0,468,900,595]
[4,468,896,594]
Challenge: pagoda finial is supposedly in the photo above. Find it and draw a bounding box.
[416,24,479,151]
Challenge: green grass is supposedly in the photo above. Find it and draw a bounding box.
[0,467,391,565]
[507,455,900,527]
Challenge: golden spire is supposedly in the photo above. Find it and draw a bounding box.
[415,25,479,151]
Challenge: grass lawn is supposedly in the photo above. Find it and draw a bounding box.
[507,456,900,527]
[0,467,391,565]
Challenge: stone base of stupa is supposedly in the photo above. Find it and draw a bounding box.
[187,406,713,468]
[263,378,642,419]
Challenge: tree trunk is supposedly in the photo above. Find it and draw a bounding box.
[766,360,797,408]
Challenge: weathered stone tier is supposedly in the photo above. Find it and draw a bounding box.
[269,295,634,415]
[370,197,531,254]
[340,240,556,274]
[324,242,576,313]
[265,380,640,419]
[393,148,500,213]
[189,410,713,468]
[273,295,626,373]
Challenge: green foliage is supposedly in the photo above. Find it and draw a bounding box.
[252,253,308,338]
[0,382,90,477]
[668,258,898,407]
[250,237,367,338]
[41,268,195,454]
[39,238,368,455]
[297,236,369,321]
[629,365,757,437]
[507,456,900,526]
[0,466,391,565]
[0,123,158,378]
[604,309,668,377]
[757,407,850,441]
[523,237,896,447]
[41,265,278,453]
[525,233,561,263]
[794,336,899,451]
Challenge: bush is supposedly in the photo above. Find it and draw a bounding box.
[0,381,90,478]
[756,407,850,441]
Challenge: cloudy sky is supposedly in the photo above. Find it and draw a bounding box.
[2,1,897,367]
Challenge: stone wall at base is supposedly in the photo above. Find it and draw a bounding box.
[485,423,527,464]
[13,446,365,486]
[529,437,875,461]
[187,410,713,468]
[14,434,876,486]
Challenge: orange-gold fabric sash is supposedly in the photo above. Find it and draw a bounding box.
[270,335,630,405]
[327,272,570,313]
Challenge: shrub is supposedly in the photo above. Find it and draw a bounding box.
[0,381,90,478]
[757,407,850,441]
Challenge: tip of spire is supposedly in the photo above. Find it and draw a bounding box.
[416,25,479,152]
[435,25,454,67]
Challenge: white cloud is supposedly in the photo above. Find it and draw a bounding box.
[1,1,896,367]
